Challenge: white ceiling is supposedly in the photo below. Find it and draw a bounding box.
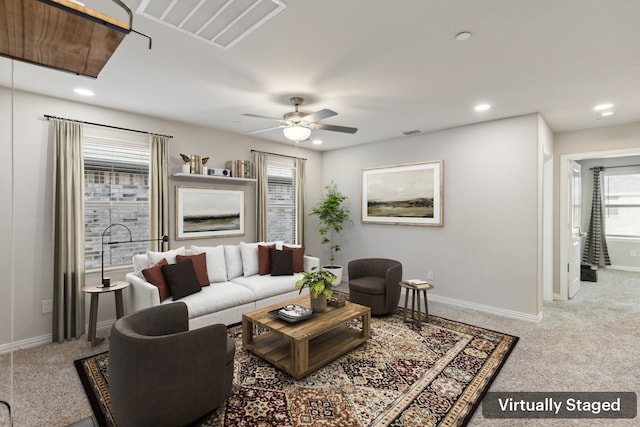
[2,0,639,151]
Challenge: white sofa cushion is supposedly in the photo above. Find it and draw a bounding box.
[147,246,185,265]
[231,273,303,300]
[224,245,243,280]
[240,242,260,277]
[164,281,255,319]
[132,254,151,278]
[190,245,227,283]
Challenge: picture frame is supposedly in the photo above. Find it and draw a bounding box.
[175,186,245,239]
[361,160,443,226]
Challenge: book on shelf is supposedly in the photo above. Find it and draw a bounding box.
[225,160,255,179]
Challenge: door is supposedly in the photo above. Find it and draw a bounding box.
[568,161,582,298]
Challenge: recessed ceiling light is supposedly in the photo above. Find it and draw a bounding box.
[474,103,491,112]
[232,121,241,125]
[312,139,323,145]
[455,31,472,41]
[594,103,614,111]
[73,88,94,96]
[600,110,615,117]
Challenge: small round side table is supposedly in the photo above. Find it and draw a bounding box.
[82,281,130,347]
[399,281,434,328]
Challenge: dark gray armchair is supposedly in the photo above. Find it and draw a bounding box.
[348,258,402,315]
[109,302,234,427]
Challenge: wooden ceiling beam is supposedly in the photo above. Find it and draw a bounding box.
[0,0,131,77]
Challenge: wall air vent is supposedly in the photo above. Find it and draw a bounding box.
[402,129,424,136]
[136,0,286,50]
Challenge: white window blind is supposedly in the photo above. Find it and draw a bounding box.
[84,134,151,269]
[604,170,640,238]
[267,156,297,244]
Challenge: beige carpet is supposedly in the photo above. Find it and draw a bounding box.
[1,268,638,426]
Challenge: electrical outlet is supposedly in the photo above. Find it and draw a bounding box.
[631,250,637,257]
[42,299,52,314]
[427,270,434,281]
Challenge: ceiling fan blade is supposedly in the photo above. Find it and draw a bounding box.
[301,109,337,123]
[242,113,282,121]
[246,125,285,135]
[314,123,358,134]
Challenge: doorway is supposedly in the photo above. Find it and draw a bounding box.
[559,147,640,300]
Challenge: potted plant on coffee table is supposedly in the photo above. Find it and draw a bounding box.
[310,181,352,284]
[296,267,337,313]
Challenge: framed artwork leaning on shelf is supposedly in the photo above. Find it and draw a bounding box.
[361,160,443,226]
[176,186,245,239]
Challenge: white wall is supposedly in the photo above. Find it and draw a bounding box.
[321,114,542,318]
[539,116,555,302]
[0,87,324,348]
[553,122,640,293]
[0,80,14,397]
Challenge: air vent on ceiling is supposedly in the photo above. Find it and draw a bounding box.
[136,0,286,50]
[402,129,424,136]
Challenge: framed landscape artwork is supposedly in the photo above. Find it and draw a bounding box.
[176,186,245,239]
[361,160,443,226]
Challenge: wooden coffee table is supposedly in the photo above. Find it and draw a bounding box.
[242,295,371,379]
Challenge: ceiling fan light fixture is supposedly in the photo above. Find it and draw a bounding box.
[283,125,311,142]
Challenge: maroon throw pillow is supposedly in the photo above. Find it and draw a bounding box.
[258,244,276,275]
[142,258,171,302]
[284,245,304,272]
[176,253,210,287]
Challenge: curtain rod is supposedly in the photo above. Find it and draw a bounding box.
[44,115,173,139]
[251,149,306,161]
[590,164,640,170]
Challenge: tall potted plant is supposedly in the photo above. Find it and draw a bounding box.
[310,181,351,283]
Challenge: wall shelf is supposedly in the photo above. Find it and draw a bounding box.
[172,173,256,184]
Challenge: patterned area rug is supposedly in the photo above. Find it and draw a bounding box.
[75,310,517,426]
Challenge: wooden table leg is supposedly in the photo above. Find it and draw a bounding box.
[292,338,308,379]
[362,311,371,340]
[415,289,422,328]
[242,318,253,346]
[88,293,104,347]
[423,289,429,323]
[403,289,410,323]
[114,289,124,319]
[410,289,416,322]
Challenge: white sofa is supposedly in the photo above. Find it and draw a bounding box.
[126,242,318,328]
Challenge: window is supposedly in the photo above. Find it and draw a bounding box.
[603,170,640,238]
[84,134,151,269]
[266,157,298,244]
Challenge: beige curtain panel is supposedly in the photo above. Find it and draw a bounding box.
[295,157,306,246]
[52,119,85,342]
[255,151,269,242]
[150,134,170,251]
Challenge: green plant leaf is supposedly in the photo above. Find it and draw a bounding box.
[309,181,352,267]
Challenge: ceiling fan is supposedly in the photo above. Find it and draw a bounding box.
[243,97,358,142]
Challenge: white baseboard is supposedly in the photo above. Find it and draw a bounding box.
[0,333,51,354]
[427,294,543,322]
[607,265,640,272]
[0,319,115,354]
